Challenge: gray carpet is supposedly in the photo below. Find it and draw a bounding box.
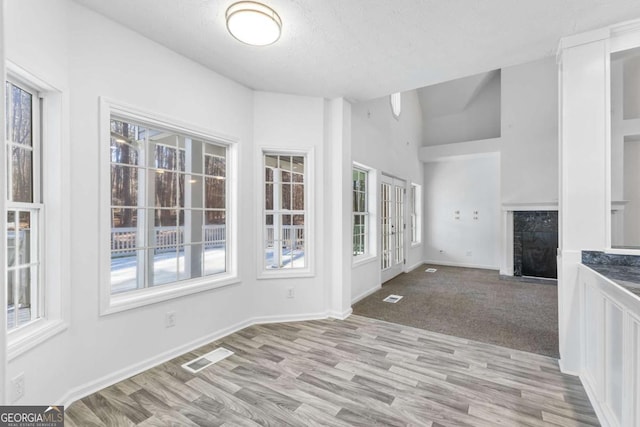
[352,264,559,358]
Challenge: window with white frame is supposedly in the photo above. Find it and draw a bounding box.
[263,153,306,270]
[109,116,229,295]
[352,167,368,257]
[5,79,42,331]
[4,67,67,357]
[410,183,421,245]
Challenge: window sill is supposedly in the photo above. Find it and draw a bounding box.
[353,254,377,268]
[101,274,240,315]
[8,318,68,361]
[411,242,422,249]
[257,268,315,280]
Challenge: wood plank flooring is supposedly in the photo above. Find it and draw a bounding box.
[65,315,600,426]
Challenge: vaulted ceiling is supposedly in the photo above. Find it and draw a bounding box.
[417,70,499,118]
[74,0,640,101]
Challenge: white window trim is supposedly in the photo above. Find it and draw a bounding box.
[353,253,377,267]
[352,162,377,267]
[99,97,239,315]
[257,146,314,280]
[7,62,70,360]
[410,182,422,248]
[352,167,368,260]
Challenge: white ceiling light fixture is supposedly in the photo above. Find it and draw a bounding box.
[226,1,282,46]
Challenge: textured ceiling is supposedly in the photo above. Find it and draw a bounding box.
[73,0,640,101]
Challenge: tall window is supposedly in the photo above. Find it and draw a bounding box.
[352,167,368,257]
[410,183,421,245]
[109,117,228,294]
[5,80,42,331]
[263,153,306,270]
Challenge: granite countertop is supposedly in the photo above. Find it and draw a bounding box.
[583,263,640,297]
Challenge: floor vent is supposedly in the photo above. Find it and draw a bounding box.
[425,268,437,273]
[182,347,234,374]
[383,294,403,303]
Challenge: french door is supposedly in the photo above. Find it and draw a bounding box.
[381,175,406,283]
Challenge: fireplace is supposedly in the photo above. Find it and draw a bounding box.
[513,211,558,279]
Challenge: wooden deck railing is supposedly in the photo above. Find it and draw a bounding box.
[112,224,305,256]
[111,225,226,256]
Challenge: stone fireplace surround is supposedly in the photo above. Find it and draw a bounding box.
[501,203,559,281]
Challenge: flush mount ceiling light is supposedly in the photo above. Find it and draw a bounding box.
[226,1,282,46]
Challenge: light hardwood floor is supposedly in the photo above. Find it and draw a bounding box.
[65,315,599,426]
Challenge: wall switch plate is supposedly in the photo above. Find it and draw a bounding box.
[165,311,176,328]
[11,373,25,402]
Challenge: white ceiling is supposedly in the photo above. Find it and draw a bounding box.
[73,0,640,102]
[417,70,499,118]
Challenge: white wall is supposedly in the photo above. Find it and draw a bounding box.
[623,53,640,120]
[67,2,259,406]
[423,155,500,269]
[423,72,501,146]
[5,0,351,406]
[558,20,640,427]
[252,91,332,318]
[352,90,424,180]
[5,0,72,404]
[420,57,558,276]
[611,54,640,246]
[324,98,353,315]
[558,31,609,374]
[350,90,424,301]
[420,57,557,205]
[611,57,625,203]
[501,56,558,204]
[623,140,640,245]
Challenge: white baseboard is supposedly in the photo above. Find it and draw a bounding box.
[351,285,381,304]
[58,316,252,407]
[58,310,341,408]
[580,373,612,427]
[557,358,580,377]
[250,311,330,325]
[423,260,499,270]
[404,261,425,273]
[328,307,353,320]
[560,362,610,427]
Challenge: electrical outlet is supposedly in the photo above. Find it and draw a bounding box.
[466,251,473,257]
[286,288,295,299]
[165,311,176,328]
[11,373,25,402]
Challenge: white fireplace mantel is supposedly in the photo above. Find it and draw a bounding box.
[502,202,559,212]
[500,203,559,276]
